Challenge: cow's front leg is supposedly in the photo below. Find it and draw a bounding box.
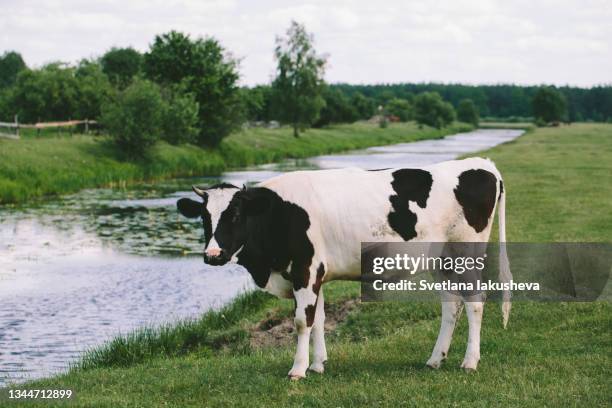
[288,286,317,380]
[309,288,326,374]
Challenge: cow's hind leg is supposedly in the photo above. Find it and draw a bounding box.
[426,293,463,369]
[309,288,327,374]
[461,299,484,371]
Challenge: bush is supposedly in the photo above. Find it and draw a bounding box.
[532,87,567,125]
[101,79,165,157]
[10,62,114,123]
[161,88,200,145]
[11,63,80,122]
[386,98,412,122]
[315,87,358,127]
[457,98,479,126]
[414,92,455,128]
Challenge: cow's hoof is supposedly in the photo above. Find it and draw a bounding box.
[288,368,306,380]
[426,357,442,369]
[460,359,479,372]
[308,362,325,374]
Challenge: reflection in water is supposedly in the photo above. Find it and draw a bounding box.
[0,129,522,385]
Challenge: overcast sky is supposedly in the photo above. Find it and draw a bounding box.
[2,0,610,87]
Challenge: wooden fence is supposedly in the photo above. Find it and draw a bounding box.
[0,116,98,139]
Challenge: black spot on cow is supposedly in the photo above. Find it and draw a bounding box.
[387,169,433,241]
[454,169,498,233]
[498,179,504,201]
[306,265,325,327]
[368,168,391,172]
[231,187,314,291]
[305,304,316,327]
[312,263,325,295]
[176,197,213,246]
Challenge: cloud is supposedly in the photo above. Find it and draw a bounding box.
[1,0,610,86]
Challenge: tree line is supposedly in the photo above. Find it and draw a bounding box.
[1,21,610,157]
[329,82,611,123]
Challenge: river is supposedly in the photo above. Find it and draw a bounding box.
[0,128,522,386]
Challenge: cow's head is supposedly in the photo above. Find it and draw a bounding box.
[176,184,269,266]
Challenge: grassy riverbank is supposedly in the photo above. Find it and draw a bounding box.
[3,124,612,407]
[478,121,535,130]
[0,122,471,204]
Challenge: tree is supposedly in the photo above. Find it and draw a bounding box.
[0,88,10,120]
[75,60,115,120]
[532,87,567,124]
[144,31,200,85]
[272,21,327,137]
[240,86,263,122]
[386,98,412,122]
[240,85,275,122]
[0,51,26,89]
[351,92,376,119]
[145,31,242,146]
[457,98,479,126]
[315,87,358,127]
[100,47,143,88]
[414,92,455,128]
[101,79,165,157]
[376,90,395,105]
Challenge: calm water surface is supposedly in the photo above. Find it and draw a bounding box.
[0,129,522,385]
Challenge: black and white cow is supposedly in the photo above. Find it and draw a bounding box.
[177,157,512,379]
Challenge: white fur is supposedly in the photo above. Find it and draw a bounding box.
[264,271,293,299]
[205,187,238,250]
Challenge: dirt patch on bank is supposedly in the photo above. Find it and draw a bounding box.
[249,298,359,349]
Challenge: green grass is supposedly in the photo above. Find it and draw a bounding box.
[479,121,535,130]
[483,123,612,242]
[0,122,472,204]
[2,123,611,407]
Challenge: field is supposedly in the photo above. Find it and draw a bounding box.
[0,122,471,204]
[2,123,611,407]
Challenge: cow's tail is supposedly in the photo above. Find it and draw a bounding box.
[498,179,512,328]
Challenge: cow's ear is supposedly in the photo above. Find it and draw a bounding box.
[242,193,269,216]
[177,198,203,218]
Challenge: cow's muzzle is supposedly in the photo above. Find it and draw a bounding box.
[204,247,229,266]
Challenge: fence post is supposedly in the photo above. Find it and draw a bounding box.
[14,115,19,138]
[85,119,89,134]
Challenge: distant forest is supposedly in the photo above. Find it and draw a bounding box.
[330,83,612,122]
